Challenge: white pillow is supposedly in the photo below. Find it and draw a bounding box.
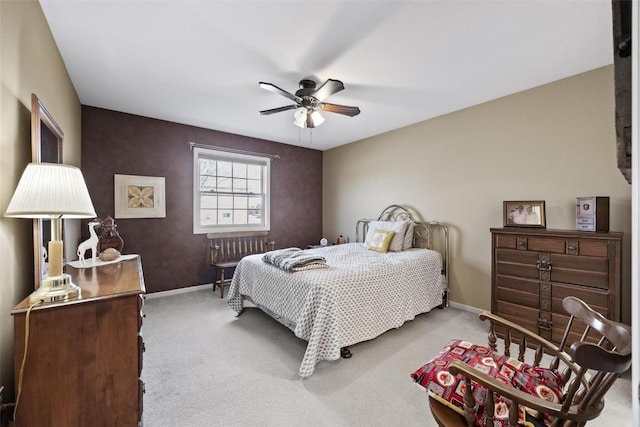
[403,222,414,250]
[365,220,409,252]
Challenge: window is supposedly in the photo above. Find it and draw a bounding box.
[193,147,270,234]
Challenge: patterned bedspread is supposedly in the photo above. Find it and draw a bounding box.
[228,243,444,378]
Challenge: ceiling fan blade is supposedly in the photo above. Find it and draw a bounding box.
[312,79,344,101]
[319,103,361,117]
[259,82,302,103]
[259,105,299,115]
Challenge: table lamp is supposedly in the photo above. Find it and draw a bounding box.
[5,163,96,304]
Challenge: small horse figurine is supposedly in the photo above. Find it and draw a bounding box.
[77,220,101,263]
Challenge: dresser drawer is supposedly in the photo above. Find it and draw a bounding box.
[138,334,145,376]
[493,234,564,253]
[494,300,545,342]
[138,379,145,425]
[495,300,539,334]
[550,283,609,317]
[494,275,539,309]
[495,248,538,264]
[495,249,539,278]
[494,232,610,257]
[495,244,610,288]
[525,236,566,254]
[138,294,145,331]
[549,253,609,289]
[494,234,518,249]
[570,239,609,257]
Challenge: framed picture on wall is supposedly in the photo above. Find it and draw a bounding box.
[503,200,546,228]
[114,174,166,219]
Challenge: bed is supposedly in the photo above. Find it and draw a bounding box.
[227,205,450,378]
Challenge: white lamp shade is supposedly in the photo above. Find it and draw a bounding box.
[4,163,96,219]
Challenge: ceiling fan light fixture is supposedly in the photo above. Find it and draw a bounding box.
[310,110,324,127]
[293,108,324,129]
[261,78,359,128]
[293,108,308,128]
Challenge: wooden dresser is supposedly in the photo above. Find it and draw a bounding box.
[490,228,622,344]
[12,256,145,427]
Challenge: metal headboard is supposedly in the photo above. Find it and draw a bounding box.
[355,204,450,306]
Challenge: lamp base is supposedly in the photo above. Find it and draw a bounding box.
[29,273,81,304]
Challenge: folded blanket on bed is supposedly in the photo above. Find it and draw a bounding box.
[262,247,328,272]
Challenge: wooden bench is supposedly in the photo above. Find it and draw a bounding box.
[207,231,275,298]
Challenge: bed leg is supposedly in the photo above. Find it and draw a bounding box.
[340,347,352,359]
[438,291,448,309]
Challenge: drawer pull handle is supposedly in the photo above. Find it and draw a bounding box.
[536,260,552,272]
[567,244,577,251]
[537,317,553,331]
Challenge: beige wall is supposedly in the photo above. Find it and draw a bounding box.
[0,0,80,400]
[323,66,632,323]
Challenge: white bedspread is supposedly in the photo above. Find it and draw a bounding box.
[228,242,444,378]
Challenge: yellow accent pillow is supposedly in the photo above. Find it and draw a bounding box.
[368,229,395,253]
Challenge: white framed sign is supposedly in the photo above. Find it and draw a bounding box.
[114,174,166,219]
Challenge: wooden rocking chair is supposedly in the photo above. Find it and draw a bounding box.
[416,297,631,427]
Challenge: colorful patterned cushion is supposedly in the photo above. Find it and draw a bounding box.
[410,339,565,426]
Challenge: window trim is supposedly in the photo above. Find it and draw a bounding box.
[193,146,271,234]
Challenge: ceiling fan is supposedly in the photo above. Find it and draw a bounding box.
[259,78,361,129]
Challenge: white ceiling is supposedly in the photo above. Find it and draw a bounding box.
[39,0,613,151]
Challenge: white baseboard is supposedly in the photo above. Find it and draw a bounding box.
[448,300,484,315]
[145,283,212,299]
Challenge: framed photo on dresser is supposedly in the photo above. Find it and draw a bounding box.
[503,200,546,228]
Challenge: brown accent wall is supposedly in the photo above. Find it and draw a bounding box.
[81,106,322,293]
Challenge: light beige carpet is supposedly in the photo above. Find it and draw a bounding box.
[141,288,632,426]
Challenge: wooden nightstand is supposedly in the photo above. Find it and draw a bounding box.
[11,256,146,427]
